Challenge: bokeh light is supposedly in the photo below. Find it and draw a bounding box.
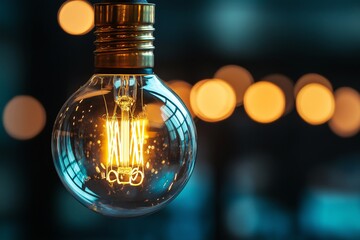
[300,155,360,238]
[213,65,254,106]
[145,102,164,128]
[58,0,94,35]
[243,81,285,123]
[329,87,360,137]
[169,160,212,214]
[294,73,333,96]
[262,74,294,114]
[189,80,207,120]
[296,83,335,125]
[167,80,195,117]
[225,195,291,239]
[166,159,213,240]
[190,79,236,122]
[300,189,360,238]
[203,0,262,57]
[226,153,274,194]
[2,95,46,140]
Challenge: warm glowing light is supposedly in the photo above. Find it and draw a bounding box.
[294,73,332,96]
[145,103,164,127]
[296,83,335,125]
[105,117,147,186]
[189,80,207,120]
[190,79,236,122]
[58,0,94,35]
[168,80,195,117]
[214,65,254,106]
[329,87,360,137]
[3,95,46,140]
[101,92,148,186]
[243,81,285,123]
[262,74,294,114]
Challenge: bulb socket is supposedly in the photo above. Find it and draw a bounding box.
[94,3,155,70]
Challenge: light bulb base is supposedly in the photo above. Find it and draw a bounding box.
[94,67,154,74]
[94,3,155,70]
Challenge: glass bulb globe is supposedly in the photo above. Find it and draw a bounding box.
[52,74,197,217]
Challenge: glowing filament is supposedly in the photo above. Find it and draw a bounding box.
[105,116,147,186]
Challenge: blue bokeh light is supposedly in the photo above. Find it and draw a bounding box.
[225,195,292,238]
[300,153,360,239]
[168,159,213,214]
[202,0,263,57]
[300,189,360,238]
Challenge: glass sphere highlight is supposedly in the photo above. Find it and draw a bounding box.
[52,74,197,217]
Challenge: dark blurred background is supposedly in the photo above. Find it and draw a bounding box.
[1,0,360,239]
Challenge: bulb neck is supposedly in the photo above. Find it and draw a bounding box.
[94,68,153,74]
[94,2,155,71]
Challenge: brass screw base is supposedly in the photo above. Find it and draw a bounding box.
[94,3,155,69]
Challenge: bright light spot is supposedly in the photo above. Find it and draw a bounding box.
[168,80,195,117]
[225,195,291,238]
[262,74,294,114]
[214,65,254,106]
[243,81,285,123]
[300,189,360,238]
[296,83,335,125]
[189,80,207,120]
[190,79,236,122]
[294,73,332,96]
[329,87,360,137]
[58,0,94,35]
[3,95,46,140]
[105,117,146,186]
[146,103,164,127]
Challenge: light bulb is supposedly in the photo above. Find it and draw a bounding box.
[52,1,197,217]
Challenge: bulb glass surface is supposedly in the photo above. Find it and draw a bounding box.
[52,74,197,217]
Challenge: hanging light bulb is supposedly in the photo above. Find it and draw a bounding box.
[52,0,197,217]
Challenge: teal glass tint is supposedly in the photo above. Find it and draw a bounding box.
[52,74,197,217]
